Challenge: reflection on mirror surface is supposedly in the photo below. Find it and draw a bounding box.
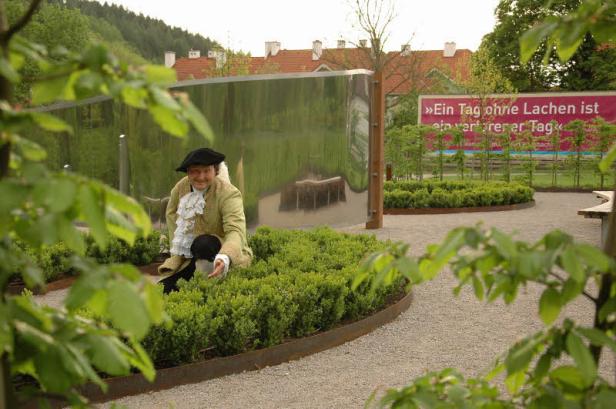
[28,70,372,229]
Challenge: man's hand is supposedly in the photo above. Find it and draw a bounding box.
[208,259,225,278]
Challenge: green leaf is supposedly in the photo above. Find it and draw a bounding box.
[182,100,214,142]
[143,282,164,324]
[127,341,155,382]
[22,265,44,289]
[395,256,421,283]
[121,85,148,109]
[593,389,616,409]
[472,275,484,301]
[539,287,562,325]
[520,19,558,64]
[33,176,77,213]
[65,270,107,311]
[107,280,150,340]
[599,297,616,323]
[533,353,552,381]
[86,334,130,376]
[575,244,610,272]
[505,370,525,394]
[549,366,586,392]
[148,104,189,137]
[13,135,47,161]
[505,338,537,375]
[576,327,616,354]
[78,183,108,249]
[104,185,151,239]
[560,247,584,283]
[561,279,582,304]
[149,87,181,110]
[33,347,73,393]
[599,142,616,173]
[30,112,74,134]
[555,22,586,62]
[0,180,28,214]
[144,65,176,85]
[32,76,68,105]
[0,56,20,82]
[491,229,517,258]
[566,332,596,385]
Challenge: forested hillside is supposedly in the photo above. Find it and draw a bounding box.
[50,0,219,63]
[8,0,219,104]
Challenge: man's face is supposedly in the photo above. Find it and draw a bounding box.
[187,164,216,190]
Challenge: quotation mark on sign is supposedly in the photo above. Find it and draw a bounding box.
[425,106,433,114]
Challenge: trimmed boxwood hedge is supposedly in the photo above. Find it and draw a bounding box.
[383,180,534,209]
[14,231,161,283]
[142,226,405,366]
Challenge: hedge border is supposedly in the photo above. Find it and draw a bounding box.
[384,200,535,215]
[52,289,412,405]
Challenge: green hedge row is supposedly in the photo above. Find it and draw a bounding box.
[15,231,161,283]
[384,180,534,209]
[142,226,405,366]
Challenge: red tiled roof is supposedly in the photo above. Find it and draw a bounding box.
[173,47,472,94]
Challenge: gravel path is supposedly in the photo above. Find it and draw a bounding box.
[51,192,611,408]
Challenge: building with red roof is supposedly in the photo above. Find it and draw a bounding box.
[166,40,472,97]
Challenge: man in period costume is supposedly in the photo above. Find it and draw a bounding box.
[157,147,253,293]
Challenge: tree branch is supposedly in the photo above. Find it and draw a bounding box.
[548,272,597,303]
[1,0,42,45]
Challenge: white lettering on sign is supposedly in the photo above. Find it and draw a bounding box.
[425,103,454,115]
[522,102,576,115]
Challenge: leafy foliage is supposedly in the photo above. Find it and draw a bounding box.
[142,227,405,365]
[358,225,616,407]
[383,180,534,209]
[0,2,213,406]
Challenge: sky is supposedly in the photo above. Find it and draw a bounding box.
[97,0,502,57]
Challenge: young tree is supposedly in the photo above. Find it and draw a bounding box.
[462,45,516,183]
[0,0,213,407]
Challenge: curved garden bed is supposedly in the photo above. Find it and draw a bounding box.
[384,180,534,213]
[21,227,408,405]
[142,226,404,366]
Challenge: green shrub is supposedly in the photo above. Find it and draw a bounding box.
[141,226,404,366]
[13,231,162,284]
[384,180,534,209]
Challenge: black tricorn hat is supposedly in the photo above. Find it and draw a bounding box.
[175,148,225,172]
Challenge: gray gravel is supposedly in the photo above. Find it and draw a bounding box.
[47,192,611,409]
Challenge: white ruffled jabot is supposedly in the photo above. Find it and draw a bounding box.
[170,189,206,257]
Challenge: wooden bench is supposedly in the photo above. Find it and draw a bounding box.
[578,191,613,245]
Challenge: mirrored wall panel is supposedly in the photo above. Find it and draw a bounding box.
[28,70,372,229]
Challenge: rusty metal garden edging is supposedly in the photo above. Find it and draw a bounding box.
[72,289,413,404]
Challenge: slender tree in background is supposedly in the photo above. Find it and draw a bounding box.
[462,44,516,183]
[450,125,466,180]
[497,125,513,183]
[565,119,590,188]
[548,120,562,188]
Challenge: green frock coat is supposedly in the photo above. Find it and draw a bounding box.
[164,175,253,270]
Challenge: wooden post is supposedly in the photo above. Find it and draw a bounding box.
[386,164,392,181]
[366,71,384,229]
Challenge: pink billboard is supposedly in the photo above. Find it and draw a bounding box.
[418,92,616,151]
